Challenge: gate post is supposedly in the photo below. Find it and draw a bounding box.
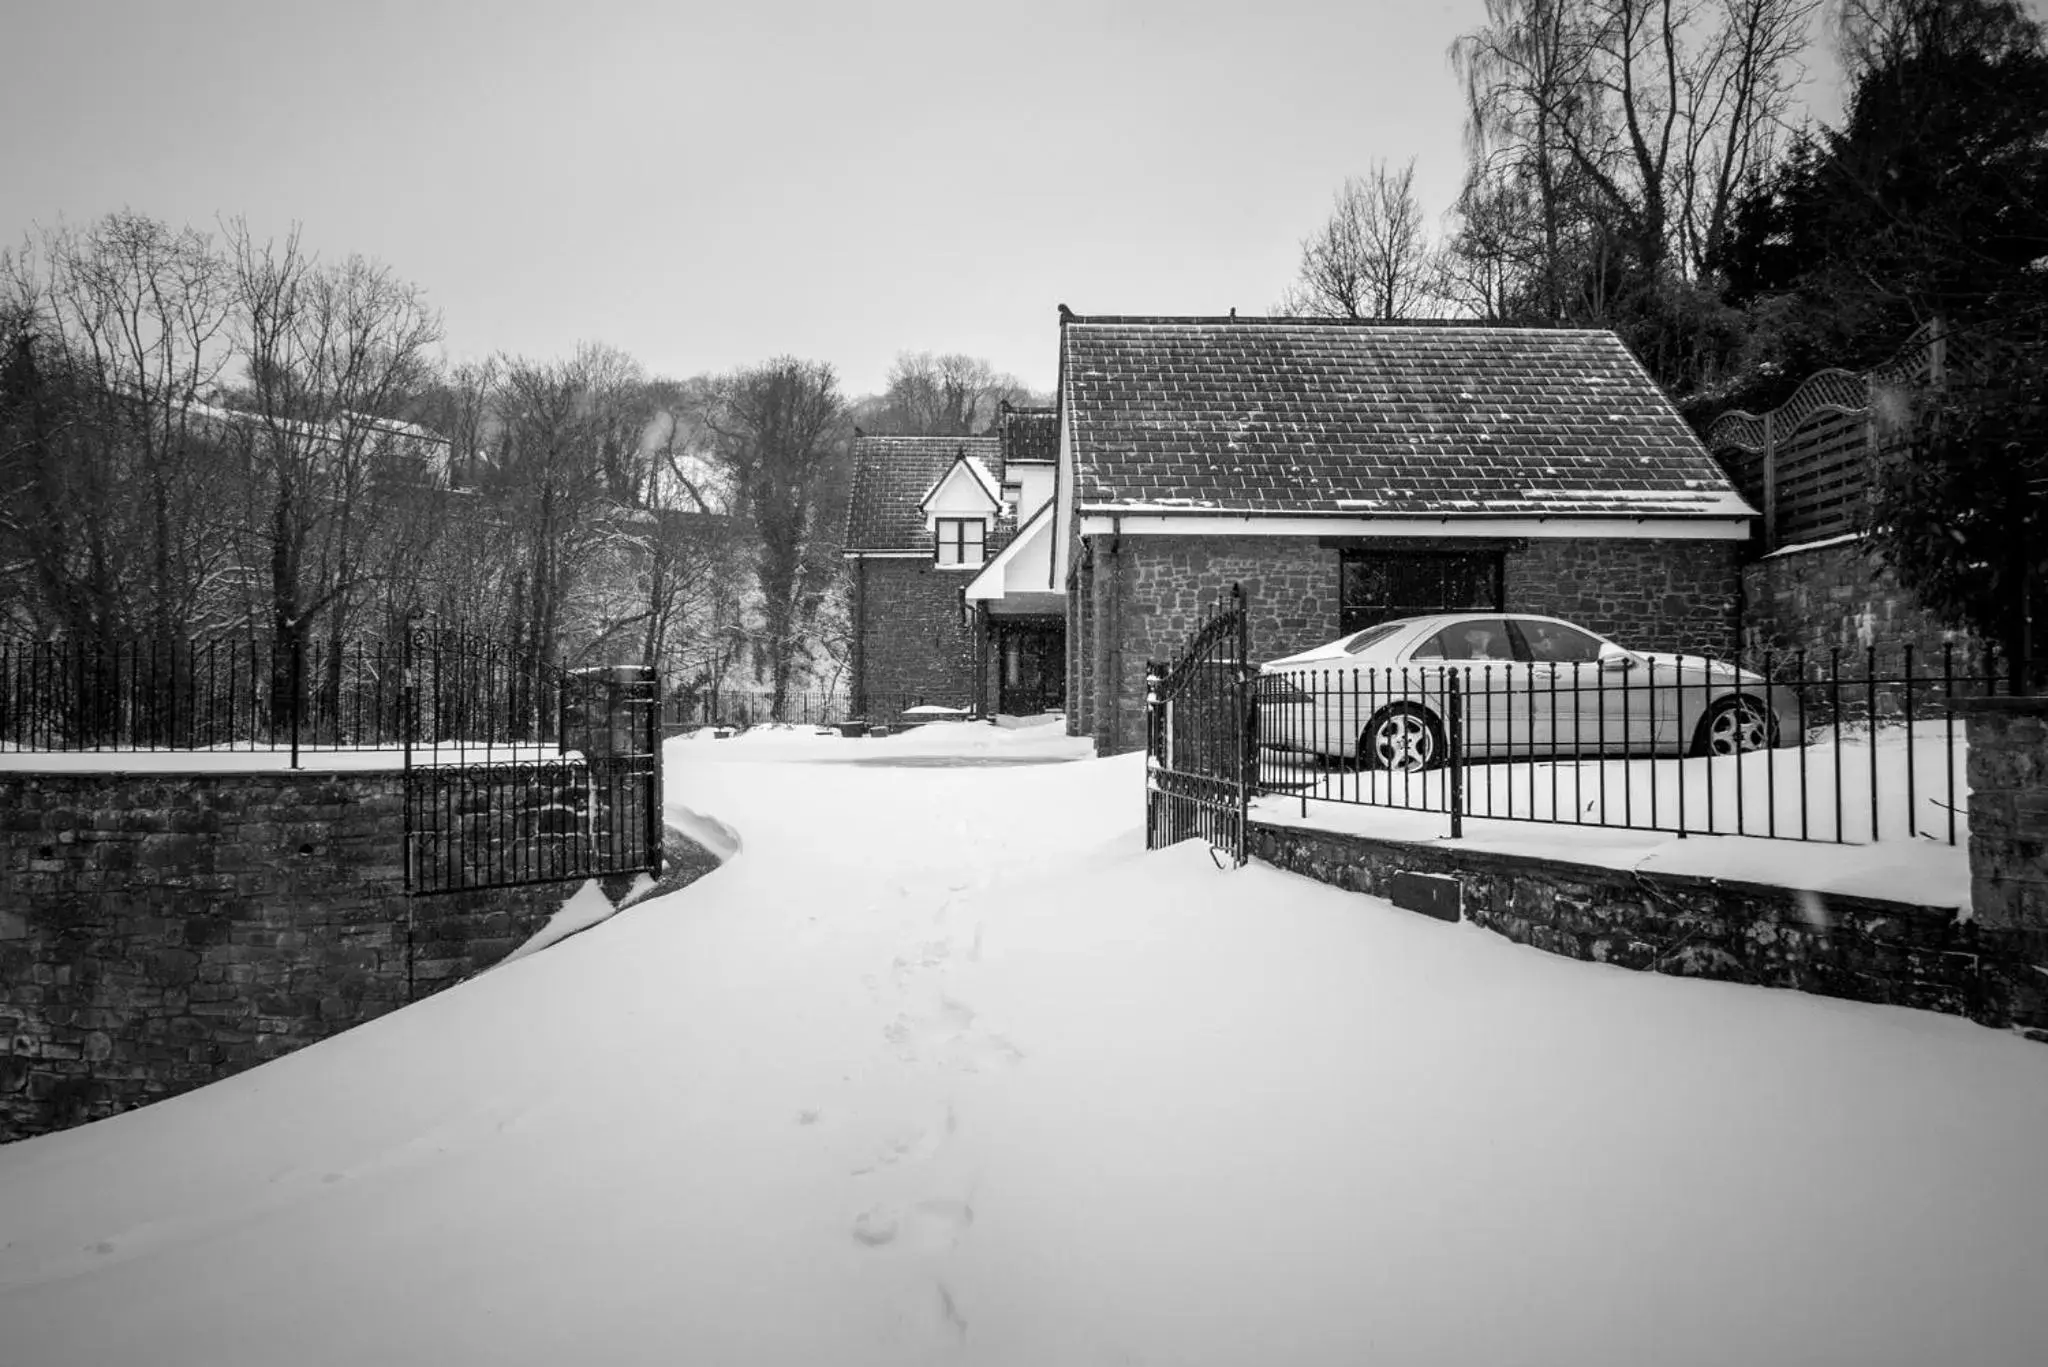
[401,625,415,893]
[1233,582,1250,867]
[1144,658,1165,850]
[645,664,663,881]
[561,665,662,880]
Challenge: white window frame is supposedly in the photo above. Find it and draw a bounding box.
[935,517,986,568]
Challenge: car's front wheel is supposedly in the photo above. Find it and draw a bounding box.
[1691,694,1776,757]
[1359,703,1444,773]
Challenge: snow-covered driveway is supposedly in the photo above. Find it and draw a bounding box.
[1,718,2044,1366]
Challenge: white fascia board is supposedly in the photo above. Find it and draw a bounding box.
[964,502,1058,602]
[1053,378,1074,586]
[845,550,931,559]
[1075,513,1754,541]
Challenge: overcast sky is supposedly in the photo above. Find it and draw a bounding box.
[3,0,1867,399]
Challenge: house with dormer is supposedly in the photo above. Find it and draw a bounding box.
[1052,312,1759,754]
[843,406,1067,718]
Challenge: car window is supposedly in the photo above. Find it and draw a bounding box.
[1418,618,1516,663]
[1342,622,1409,655]
[1511,619,1606,664]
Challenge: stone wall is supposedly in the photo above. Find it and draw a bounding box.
[1247,821,2047,1040]
[1965,698,2048,1023]
[1068,554,1095,740]
[1080,533,1743,755]
[853,557,979,713]
[1740,535,1982,674]
[1,769,581,1142]
[1507,537,1741,659]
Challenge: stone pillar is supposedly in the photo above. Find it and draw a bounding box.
[561,666,661,880]
[1962,696,2048,1036]
[562,666,658,760]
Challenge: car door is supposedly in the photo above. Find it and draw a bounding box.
[1508,619,1653,757]
[1409,618,1523,757]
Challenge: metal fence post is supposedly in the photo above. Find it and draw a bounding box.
[289,632,303,770]
[1446,671,1464,840]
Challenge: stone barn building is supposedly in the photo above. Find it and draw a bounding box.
[1052,314,1758,754]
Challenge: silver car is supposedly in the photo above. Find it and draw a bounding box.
[1258,613,1798,772]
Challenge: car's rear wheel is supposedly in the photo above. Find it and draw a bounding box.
[1691,694,1776,757]
[1359,703,1444,773]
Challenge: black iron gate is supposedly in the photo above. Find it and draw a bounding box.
[402,627,663,896]
[1145,583,1252,865]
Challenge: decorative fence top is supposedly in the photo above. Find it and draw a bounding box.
[1706,320,1992,455]
[1701,322,1978,550]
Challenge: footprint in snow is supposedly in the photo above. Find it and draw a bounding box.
[890,938,951,983]
[851,1199,975,1252]
[850,1105,955,1175]
[877,1279,971,1351]
[884,999,1023,1072]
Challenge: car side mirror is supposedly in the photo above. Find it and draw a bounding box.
[1599,651,1635,672]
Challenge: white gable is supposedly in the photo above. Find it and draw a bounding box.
[964,502,1059,602]
[918,455,1001,525]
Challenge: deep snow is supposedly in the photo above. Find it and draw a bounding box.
[1,717,2043,1366]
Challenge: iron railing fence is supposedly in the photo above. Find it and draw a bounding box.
[1,633,407,756]
[663,690,930,731]
[0,628,609,763]
[1254,645,2010,845]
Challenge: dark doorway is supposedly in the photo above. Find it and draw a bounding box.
[993,619,1065,715]
[1338,549,1504,634]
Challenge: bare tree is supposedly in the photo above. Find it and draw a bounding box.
[486,351,612,680]
[1677,0,1822,274]
[876,352,1029,435]
[1,213,236,641]
[703,358,846,714]
[1449,0,1818,301]
[225,222,442,722]
[1283,160,1437,319]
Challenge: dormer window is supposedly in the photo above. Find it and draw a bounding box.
[935,517,986,568]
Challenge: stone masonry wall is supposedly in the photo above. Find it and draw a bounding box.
[855,558,979,714]
[1964,698,2048,1031]
[1067,557,1092,740]
[1507,537,1741,660]
[1248,821,2047,1040]
[1741,535,1983,675]
[1085,534,1744,756]
[0,770,569,1142]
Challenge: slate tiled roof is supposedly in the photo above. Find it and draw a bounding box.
[844,435,1004,553]
[999,404,1058,465]
[1061,318,1754,518]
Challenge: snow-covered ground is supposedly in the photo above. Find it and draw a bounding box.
[2,717,2043,1366]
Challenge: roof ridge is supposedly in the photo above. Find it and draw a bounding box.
[851,432,1000,443]
[1060,313,1615,335]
